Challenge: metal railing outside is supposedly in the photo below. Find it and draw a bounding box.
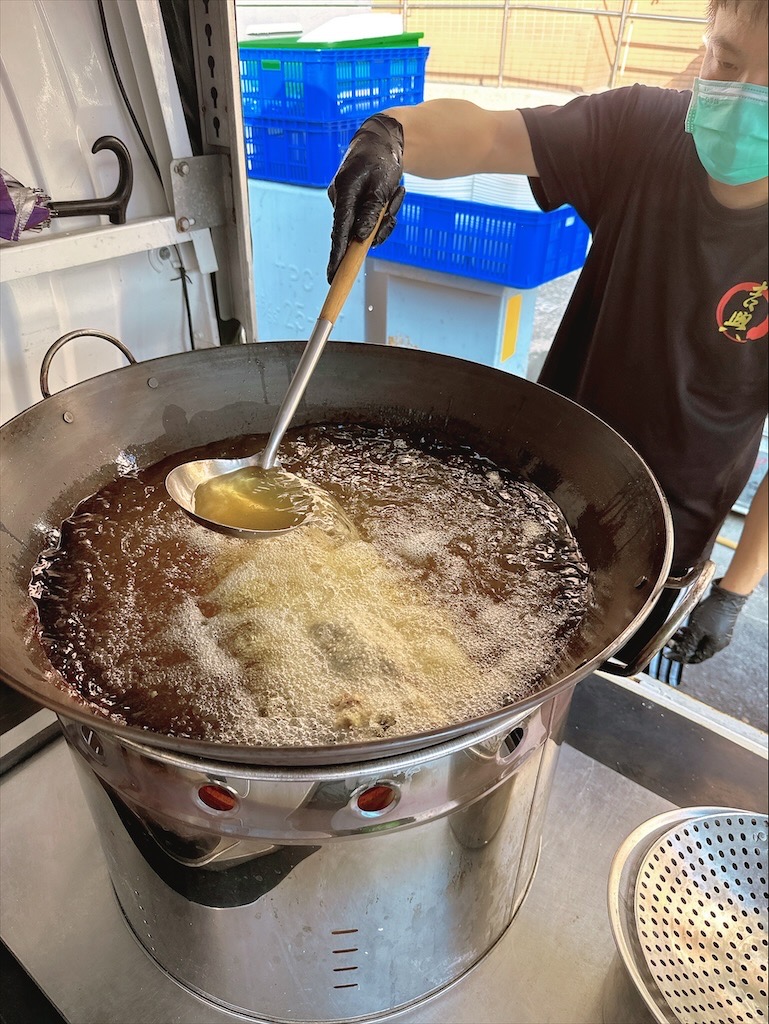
[502,2,706,89]
[246,1,708,91]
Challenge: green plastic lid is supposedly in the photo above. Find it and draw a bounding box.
[239,32,424,51]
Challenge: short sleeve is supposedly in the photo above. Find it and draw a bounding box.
[520,85,679,230]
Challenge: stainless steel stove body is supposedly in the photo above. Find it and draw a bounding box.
[58,689,571,1022]
[2,672,766,1024]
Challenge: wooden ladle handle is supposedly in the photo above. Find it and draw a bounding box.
[319,207,387,324]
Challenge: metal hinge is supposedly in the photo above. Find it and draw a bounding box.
[170,154,228,233]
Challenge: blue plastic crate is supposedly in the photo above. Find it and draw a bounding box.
[239,45,429,121]
[375,192,591,289]
[244,117,358,187]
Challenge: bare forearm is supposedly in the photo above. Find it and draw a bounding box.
[384,100,538,179]
[721,473,768,595]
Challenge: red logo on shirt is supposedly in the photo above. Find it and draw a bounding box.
[716,281,768,343]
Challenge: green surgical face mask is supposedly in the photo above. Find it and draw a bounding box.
[685,77,769,186]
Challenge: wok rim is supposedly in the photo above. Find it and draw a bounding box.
[0,342,674,766]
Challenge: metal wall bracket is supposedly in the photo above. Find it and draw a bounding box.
[191,0,231,148]
[170,154,228,233]
[188,0,257,342]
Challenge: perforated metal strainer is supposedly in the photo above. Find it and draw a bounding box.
[608,807,768,1024]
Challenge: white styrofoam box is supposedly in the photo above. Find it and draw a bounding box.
[247,179,537,370]
[403,172,539,210]
[298,13,404,42]
[403,173,474,200]
[365,258,537,378]
[241,22,303,40]
[248,179,366,342]
[471,173,540,210]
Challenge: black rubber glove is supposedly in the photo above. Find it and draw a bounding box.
[327,113,405,283]
[666,579,749,664]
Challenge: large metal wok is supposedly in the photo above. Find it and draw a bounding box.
[0,339,698,766]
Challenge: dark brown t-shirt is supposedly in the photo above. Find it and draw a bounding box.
[521,84,767,572]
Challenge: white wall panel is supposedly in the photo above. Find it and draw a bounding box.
[0,246,217,422]
[0,0,221,424]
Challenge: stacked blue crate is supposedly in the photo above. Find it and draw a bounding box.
[240,44,591,373]
[367,174,591,375]
[374,173,591,291]
[241,36,430,342]
[239,38,429,187]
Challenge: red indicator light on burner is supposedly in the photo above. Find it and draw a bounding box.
[356,785,397,814]
[198,784,238,812]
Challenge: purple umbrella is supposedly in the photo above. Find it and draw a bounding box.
[0,138,133,242]
[0,171,51,241]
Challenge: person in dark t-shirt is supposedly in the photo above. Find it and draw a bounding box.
[325,0,768,670]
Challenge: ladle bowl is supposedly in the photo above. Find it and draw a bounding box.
[165,210,385,536]
[164,457,313,537]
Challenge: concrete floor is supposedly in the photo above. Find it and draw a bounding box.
[528,272,768,733]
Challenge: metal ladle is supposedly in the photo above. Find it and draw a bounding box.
[165,210,385,536]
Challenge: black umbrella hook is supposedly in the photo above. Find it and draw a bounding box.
[49,136,133,225]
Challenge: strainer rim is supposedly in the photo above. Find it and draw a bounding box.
[607,805,766,1024]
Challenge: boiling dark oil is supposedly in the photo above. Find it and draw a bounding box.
[30,424,592,747]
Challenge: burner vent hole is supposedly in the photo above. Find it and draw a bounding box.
[505,727,525,752]
[330,930,361,990]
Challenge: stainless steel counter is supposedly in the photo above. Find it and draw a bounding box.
[0,673,766,1024]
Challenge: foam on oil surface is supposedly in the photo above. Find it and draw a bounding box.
[30,425,592,747]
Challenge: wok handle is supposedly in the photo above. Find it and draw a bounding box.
[40,329,137,399]
[604,559,716,677]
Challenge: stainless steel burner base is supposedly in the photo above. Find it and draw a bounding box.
[0,738,670,1024]
[2,674,766,1024]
